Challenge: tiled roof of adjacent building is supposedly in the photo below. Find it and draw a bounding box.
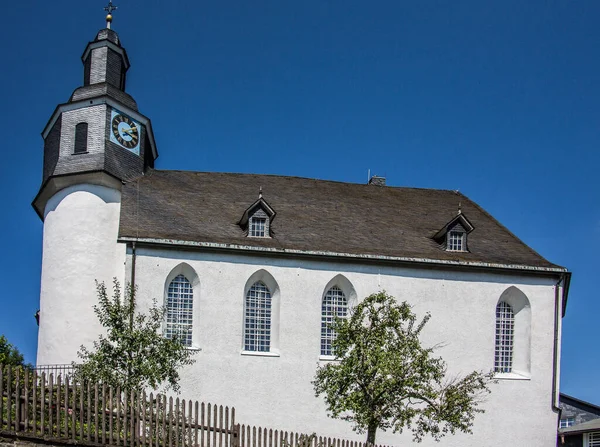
[118,169,563,269]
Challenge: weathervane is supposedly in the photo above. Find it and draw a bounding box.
[104,1,118,29]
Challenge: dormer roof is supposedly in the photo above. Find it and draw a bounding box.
[238,197,276,228]
[433,212,474,242]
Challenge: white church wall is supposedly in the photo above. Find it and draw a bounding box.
[37,184,126,366]
[126,246,560,447]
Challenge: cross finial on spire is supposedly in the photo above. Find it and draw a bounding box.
[104,1,118,29]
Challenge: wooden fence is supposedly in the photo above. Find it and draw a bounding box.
[0,366,388,447]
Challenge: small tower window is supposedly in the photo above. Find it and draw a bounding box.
[447,231,465,251]
[74,123,88,154]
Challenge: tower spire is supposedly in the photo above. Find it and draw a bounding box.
[104,1,118,29]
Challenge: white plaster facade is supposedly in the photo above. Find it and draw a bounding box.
[37,183,126,365]
[36,184,565,446]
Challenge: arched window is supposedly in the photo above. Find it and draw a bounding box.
[244,281,272,352]
[494,301,515,373]
[321,286,348,356]
[164,274,193,347]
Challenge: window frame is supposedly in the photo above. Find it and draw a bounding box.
[249,216,267,238]
[559,417,575,428]
[494,301,515,374]
[74,122,89,154]
[243,281,273,353]
[164,273,194,347]
[447,230,466,251]
[320,286,348,358]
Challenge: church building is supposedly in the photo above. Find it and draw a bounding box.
[33,13,571,447]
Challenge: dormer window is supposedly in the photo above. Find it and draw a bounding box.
[433,211,474,253]
[447,231,465,251]
[249,214,267,238]
[239,193,276,238]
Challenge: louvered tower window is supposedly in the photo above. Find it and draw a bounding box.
[321,286,348,356]
[74,123,88,154]
[244,282,272,352]
[494,301,515,373]
[164,274,193,347]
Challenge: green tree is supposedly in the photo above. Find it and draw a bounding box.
[313,291,495,444]
[0,335,27,367]
[74,279,196,393]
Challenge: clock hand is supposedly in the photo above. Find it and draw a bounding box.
[121,127,135,136]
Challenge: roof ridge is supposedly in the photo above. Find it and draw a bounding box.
[150,169,458,193]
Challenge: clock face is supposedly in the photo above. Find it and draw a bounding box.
[109,109,141,155]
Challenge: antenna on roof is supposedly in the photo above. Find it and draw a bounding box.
[259,186,263,199]
[368,169,371,183]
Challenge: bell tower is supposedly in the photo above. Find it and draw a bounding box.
[33,10,158,218]
[34,5,158,366]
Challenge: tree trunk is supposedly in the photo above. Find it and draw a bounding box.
[367,422,378,445]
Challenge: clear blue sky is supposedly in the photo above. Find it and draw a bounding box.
[0,1,598,403]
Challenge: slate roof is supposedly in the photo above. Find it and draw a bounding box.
[118,169,563,269]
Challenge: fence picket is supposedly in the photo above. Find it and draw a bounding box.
[24,369,30,432]
[161,394,167,447]
[168,396,173,447]
[130,390,136,447]
[207,403,212,447]
[175,398,180,447]
[39,372,46,435]
[109,387,114,446]
[71,378,76,440]
[219,405,224,447]
[56,374,62,437]
[225,406,229,447]
[154,394,161,447]
[195,401,200,447]
[213,404,218,447]
[124,389,130,447]
[117,387,122,446]
[188,399,193,447]
[142,391,147,447]
[14,368,20,432]
[48,373,53,437]
[201,402,206,447]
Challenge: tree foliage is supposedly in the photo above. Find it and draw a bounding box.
[74,279,196,393]
[313,291,495,444]
[0,334,27,367]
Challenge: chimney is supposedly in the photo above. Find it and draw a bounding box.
[368,175,386,187]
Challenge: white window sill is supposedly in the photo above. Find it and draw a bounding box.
[319,355,340,361]
[495,371,530,381]
[240,350,280,357]
[186,346,202,352]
